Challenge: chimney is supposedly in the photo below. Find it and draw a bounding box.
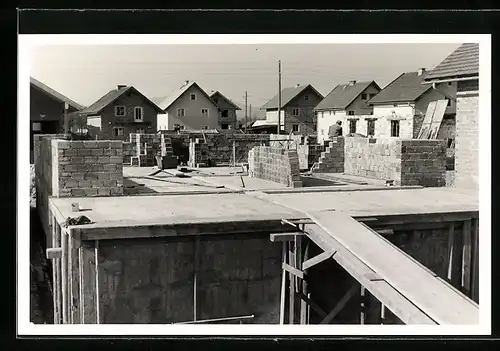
[117,85,127,90]
[295,84,301,88]
[417,68,426,76]
[184,80,190,86]
[348,80,356,86]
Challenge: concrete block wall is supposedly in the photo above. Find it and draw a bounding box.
[400,140,447,187]
[297,144,325,170]
[188,134,270,167]
[344,137,447,186]
[248,146,302,187]
[454,86,479,190]
[122,142,137,165]
[313,137,345,173]
[127,133,177,167]
[51,139,124,197]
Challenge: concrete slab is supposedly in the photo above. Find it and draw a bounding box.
[195,175,288,191]
[49,193,301,227]
[262,187,479,217]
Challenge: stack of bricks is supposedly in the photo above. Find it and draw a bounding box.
[188,134,270,167]
[127,133,177,167]
[343,137,446,187]
[122,142,137,165]
[313,137,345,173]
[52,139,124,197]
[248,146,302,187]
[296,144,325,170]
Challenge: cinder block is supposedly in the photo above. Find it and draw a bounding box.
[91,149,104,156]
[97,188,111,196]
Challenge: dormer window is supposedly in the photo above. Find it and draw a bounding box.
[115,106,126,116]
[134,106,144,122]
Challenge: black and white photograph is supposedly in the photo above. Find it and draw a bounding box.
[19,33,490,336]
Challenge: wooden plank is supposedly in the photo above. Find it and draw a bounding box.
[360,286,366,325]
[81,241,97,324]
[320,284,358,324]
[282,263,304,280]
[51,217,59,324]
[46,248,62,260]
[298,292,327,319]
[303,223,437,325]
[78,247,84,324]
[447,225,455,281]
[302,250,336,271]
[95,240,100,324]
[462,220,472,295]
[69,233,81,324]
[428,100,448,139]
[300,240,309,324]
[417,101,437,139]
[279,242,287,325]
[288,248,295,324]
[193,235,200,321]
[270,232,304,242]
[307,211,478,325]
[61,231,68,324]
[471,218,479,303]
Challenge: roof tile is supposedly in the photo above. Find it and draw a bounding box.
[424,43,479,81]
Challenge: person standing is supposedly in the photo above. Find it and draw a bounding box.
[328,120,343,139]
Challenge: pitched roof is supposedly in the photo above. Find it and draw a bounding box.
[367,71,433,104]
[157,81,218,111]
[30,77,85,110]
[314,81,380,111]
[210,91,241,110]
[261,84,323,109]
[423,43,479,81]
[78,86,163,115]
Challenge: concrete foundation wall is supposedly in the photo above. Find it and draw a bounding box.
[85,233,282,324]
[188,134,270,167]
[248,146,302,187]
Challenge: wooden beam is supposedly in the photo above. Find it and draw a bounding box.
[298,292,327,319]
[61,231,68,324]
[282,262,304,280]
[81,241,97,324]
[462,220,472,294]
[279,242,287,325]
[471,218,479,302]
[360,286,366,325]
[302,250,336,271]
[364,272,384,282]
[95,240,100,324]
[447,224,455,281]
[300,240,309,324]
[193,235,200,321]
[288,247,295,324]
[46,248,62,260]
[69,233,81,324]
[270,232,304,243]
[320,284,358,324]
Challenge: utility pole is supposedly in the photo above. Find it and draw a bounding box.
[63,102,69,135]
[244,91,248,134]
[277,60,282,136]
[249,104,252,121]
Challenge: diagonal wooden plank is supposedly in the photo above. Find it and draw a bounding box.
[283,262,304,280]
[297,292,327,319]
[307,210,478,325]
[302,250,336,271]
[320,284,359,324]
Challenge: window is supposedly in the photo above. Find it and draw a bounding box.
[367,119,375,136]
[221,123,229,130]
[292,108,300,116]
[447,99,452,107]
[304,95,309,101]
[390,120,400,137]
[32,122,42,132]
[115,106,126,116]
[347,111,355,116]
[321,129,324,135]
[203,125,209,130]
[321,111,324,118]
[177,108,185,117]
[134,106,143,121]
[361,93,368,100]
[113,127,124,136]
[448,82,453,86]
[369,93,376,99]
[349,119,357,134]
[190,93,196,100]
[292,124,299,132]
[136,128,145,134]
[201,108,209,117]
[173,124,181,130]
[221,109,229,117]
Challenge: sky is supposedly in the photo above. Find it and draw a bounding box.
[30,43,460,116]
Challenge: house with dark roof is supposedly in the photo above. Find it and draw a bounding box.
[30,77,84,142]
[210,90,241,130]
[422,43,479,190]
[367,68,452,139]
[314,80,381,144]
[261,84,323,135]
[156,81,220,131]
[77,85,163,140]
